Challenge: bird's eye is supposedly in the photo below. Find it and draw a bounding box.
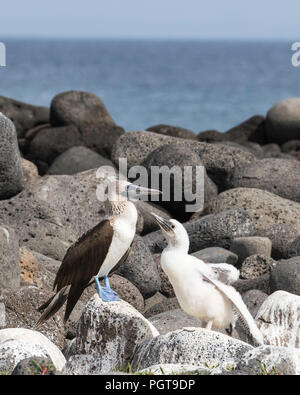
[171,224,175,229]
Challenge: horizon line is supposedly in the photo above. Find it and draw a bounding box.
[0,36,297,43]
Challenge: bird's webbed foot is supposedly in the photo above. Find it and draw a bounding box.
[94,276,120,302]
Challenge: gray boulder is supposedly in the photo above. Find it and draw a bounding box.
[227,158,300,202]
[131,327,253,372]
[50,90,115,128]
[21,158,39,188]
[224,115,266,144]
[146,124,197,140]
[28,124,124,170]
[0,113,23,199]
[0,96,49,138]
[0,286,65,349]
[230,236,272,267]
[234,274,271,295]
[144,208,253,254]
[191,247,238,265]
[0,303,5,328]
[149,309,203,335]
[65,295,158,375]
[288,235,300,258]
[141,143,218,219]
[111,131,254,189]
[242,290,268,318]
[269,257,300,296]
[144,297,180,319]
[152,253,175,297]
[117,235,161,298]
[266,98,300,144]
[0,225,20,291]
[197,129,227,143]
[203,187,300,232]
[256,224,300,260]
[47,146,114,175]
[135,200,171,236]
[240,255,276,280]
[28,125,82,167]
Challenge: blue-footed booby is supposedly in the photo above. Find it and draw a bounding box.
[36,178,160,327]
[151,213,264,346]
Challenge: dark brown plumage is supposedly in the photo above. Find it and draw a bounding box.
[36,219,131,327]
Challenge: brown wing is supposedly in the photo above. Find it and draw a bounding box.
[53,219,114,292]
[85,242,133,288]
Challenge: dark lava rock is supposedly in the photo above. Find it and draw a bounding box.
[28,124,124,170]
[47,146,114,175]
[191,247,238,265]
[281,139,300,154]
[288,235,300,258]
[240,254,277,280]
[135,201,171,236]
[234,273,271,295]
[111,131,254,190]
[241,289,268,317]
[152,253,175,298]
[0,113,23,199]
[230,237,272,267]
[117,235,161,298]
[197,129,227,143]
[50,90,115,128]
[144,208,253,254]
[270,257,300,296]
[256,224,300,260]
[109,274,145,313]
[224,115,267,144]
[265,98,300,144]
[227,158,300,202]
[28,124,82,166]
[143,297,180,319]
[141,143,218,220]
[78,122,125,159]
[146,124,197,140]
[0,286,65,349]
[0,96,49,138]
[149,309,203,335]
[21,159,39,188]
[203,187,300,233]
[0,225,20,291]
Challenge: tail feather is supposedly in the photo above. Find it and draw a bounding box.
[35,286,69,328]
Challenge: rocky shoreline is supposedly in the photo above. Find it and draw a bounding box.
[0,90,300,375]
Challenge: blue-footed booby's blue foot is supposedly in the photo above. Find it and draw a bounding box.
[94,276,120,302]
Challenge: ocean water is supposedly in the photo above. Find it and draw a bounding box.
[0,39,299,133]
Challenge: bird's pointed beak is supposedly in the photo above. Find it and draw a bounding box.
[151,212,173,233]
[127,184,162,199]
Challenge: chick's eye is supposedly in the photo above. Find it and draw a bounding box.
[171,225,175,229]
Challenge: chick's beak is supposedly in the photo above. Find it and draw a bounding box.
[151,212,173,233]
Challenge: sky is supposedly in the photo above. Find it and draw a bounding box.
[0,0,299,40]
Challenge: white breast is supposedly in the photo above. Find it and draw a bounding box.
[97,217,136,278]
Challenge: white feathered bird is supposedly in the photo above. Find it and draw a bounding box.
[152,213,264,346]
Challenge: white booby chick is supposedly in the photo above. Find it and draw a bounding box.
[151,213,264,346]
[36,179,160,326]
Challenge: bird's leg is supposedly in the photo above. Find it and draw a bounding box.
[205,320,213,330]
[95,275,120,302]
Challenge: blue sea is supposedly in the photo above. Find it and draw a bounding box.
[0,39,299,133]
